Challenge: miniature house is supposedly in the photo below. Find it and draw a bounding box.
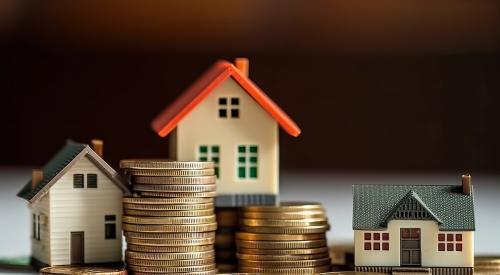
[352,175,475,275]
[151,58,301,207]
[17,140,130,267]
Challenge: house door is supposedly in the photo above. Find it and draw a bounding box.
[400,228,421,266]
[70,231,84,265]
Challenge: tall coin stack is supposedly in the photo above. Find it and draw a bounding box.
[120,159,217,275]
[236,202,332,274]
[214,207,239,273]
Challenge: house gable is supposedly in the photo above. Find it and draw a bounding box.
[151,60,301,138]
[382,190,442,227]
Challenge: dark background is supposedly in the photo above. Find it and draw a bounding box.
[1,0,500,172]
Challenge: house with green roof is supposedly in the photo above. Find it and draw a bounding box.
[17,140,130,267]
[352,175,475,275]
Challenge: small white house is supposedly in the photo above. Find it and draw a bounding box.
[352,175,475,275]
[17,140,130,267]
[151,58,301,207]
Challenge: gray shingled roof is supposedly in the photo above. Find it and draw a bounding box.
[353,185,475,231]
[17,141,129,203]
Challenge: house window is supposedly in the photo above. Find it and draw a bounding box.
[198,145,220,178]
[364,232,389,251]
[104,215,116,239]
[438,233,463,252]
[218,97,239,118]
[237,145,258,179]
[73,174,84,188]
[87,174,98,188]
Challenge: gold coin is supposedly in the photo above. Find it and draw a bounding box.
[237,252,330,261]
[127,244,213,253]
[129,271,217,275]
[243,202,324,212]
[124,231,215,239]
[236,239,327,249]
[133,175,216,185]
[124,202,213,211]
[236,232,325,241]
[237,247,329,255]
[126,250,215,260]
[240,224,329,234]
[123,214,216,225]
[240,218,328,227]
[123,197,213,204]
[123,222,217,232]
[239,258,331,268]
[317,273,387,275]
[239,265,330,274]
[127,263,216,273]
[39,266,126,275]
[120,159,214,170]
[138,191,217,198]
[126,236,215,246]
[125,168,214,177]
[242,210,325,220]
[124,208,214,217]
[475,256,500,273]
[126,257,214,267]
[132,184,216,192]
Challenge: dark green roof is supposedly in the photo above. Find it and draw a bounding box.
[353,185,475,231]
[17,141,87,201]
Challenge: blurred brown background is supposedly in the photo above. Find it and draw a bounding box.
[1,0,500,172]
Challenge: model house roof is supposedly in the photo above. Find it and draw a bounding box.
[151,60,301,138]
[353,185,475,231]
[17,141,130,203]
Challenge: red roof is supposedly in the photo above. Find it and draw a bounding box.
[151,60,301,137]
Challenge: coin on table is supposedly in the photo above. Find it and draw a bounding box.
[236,239,327,249]
[123,222,217,233]
[240,218,328,227]
[243,202,324,212]
[126,263,216,273]
[123,197,213,205]
[237,252,330,261]
[124,208,214,217]
[126,257,214,267]
[237,247,329,255]
[132,184,216,193]
[119,159,214,170]
[126,250,215,260]
[124,231,215,240]
[138,191,217,198]
[123,215,216,225]
[40,266,126,275]
[124,168,214,177]
[236,232,325,241]
[240,225,329,234]
[127,244,213,253]
[133,175,216,185]
[126,236,215,246]
[239,265,330,274]
[239,258,331,268]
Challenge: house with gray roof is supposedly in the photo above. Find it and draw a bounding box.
[17,140,130,267]
[352,175,475,275]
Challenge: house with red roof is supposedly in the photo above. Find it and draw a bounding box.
[151,58,301,206]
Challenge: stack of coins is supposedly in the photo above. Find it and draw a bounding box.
[475,256,500,274]
[120,159,217,275]
[40,266,127,275]
[214,207,240,273]
[236,202,332,274]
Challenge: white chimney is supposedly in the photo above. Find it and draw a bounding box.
[32,169,43,190]
[462,174,472,195]
[235,58,249,77]
[91,139,104,158]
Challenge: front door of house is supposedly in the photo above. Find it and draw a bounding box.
[400,228,421,266]
[70,231,84,264]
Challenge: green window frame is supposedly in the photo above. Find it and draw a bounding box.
[237,145,258,179]
[198,145,220,178]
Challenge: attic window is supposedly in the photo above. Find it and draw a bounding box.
[73,174,84,188]
[218,97,239,118]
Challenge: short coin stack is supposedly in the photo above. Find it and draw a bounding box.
[120,159,217,275]
[236,202,332,274]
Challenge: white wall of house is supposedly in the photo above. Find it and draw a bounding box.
[355,220,474,267]
[30,194,50,264]
[48,156,123,265]
[174,77,279,195]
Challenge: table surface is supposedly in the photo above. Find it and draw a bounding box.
[1,168,499,273]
